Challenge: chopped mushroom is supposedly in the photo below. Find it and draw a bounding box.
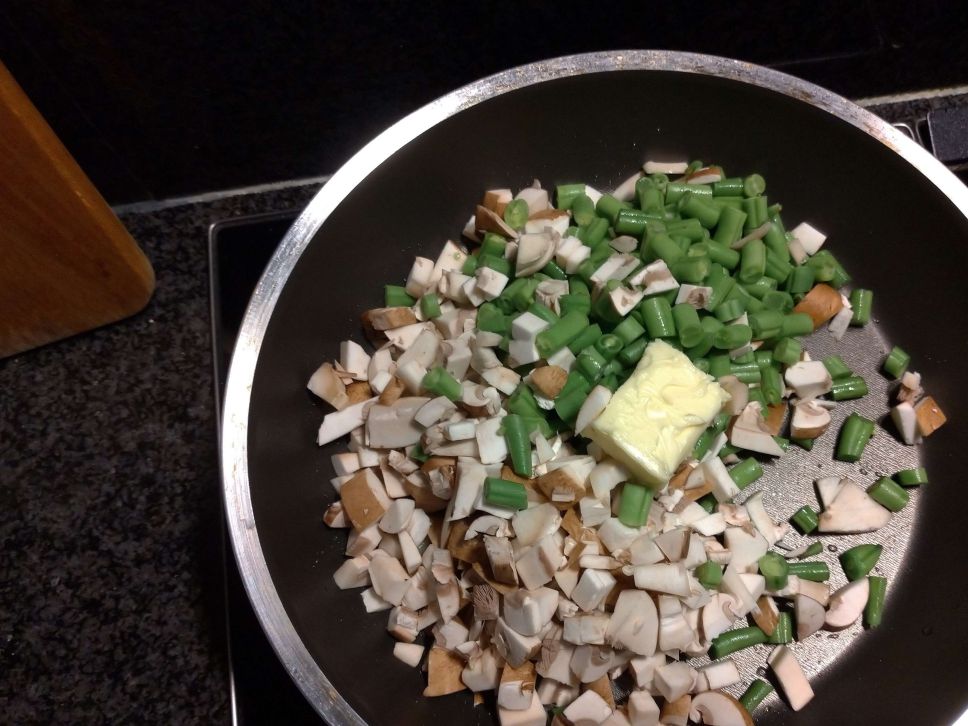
[792,284,843,328]
[689,691,753,726]
[423,646,467,697]
[795,594,826,639]
[729,402,785,457]
[825,578,870,630]
[307,362,350,409]
[393,642,425,667]
[790,399,832,439]
[817,479,892,533]
[768,645,814,711]
[562,689,613,725]
[915,395,947,436]
[784,361,832,401]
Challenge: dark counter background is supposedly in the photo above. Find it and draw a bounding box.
[3,1,968,205]
[3,3,968,723]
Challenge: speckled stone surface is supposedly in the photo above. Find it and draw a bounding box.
[0,183,320,724]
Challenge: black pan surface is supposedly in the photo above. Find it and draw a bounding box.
[235,59,968,725]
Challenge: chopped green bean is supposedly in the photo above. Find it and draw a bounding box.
[835,413,875,463]
[556,183,586,209]
[422,366,462,401]
[895,467,928,486]
[849,288,873,326]
[503,199,529,230]
[743,174,766,197]
[483,477,528,510]
[571,193,597,226]
[830,375,868,401]
[867,476,909,512]
[385,284,416,307]
[535,311,590,358]
[787,560,829,582]
[618,483,653,527]
[696,561,723,588]
[773,337,802,366]
[840,544,882,581]
[502,414,533,478]
[883,345,910,379]
[739,239,767,284]
[765,612,793,644]
[714,298,746,322]
[739,680,774,713]
[823,354,852,380]
[420,293,442,319]
[865,576,887,628]
[779,312,813,337]
[640,297,677,339]
[671,303,704,347]
[709,626,768,660]
[730,457,764,489]
[759,552,790,591]
[568,323,603,355]
[790,506,819,534]
[713,323,752,350]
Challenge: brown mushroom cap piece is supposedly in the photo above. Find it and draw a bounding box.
[423,646,467,697]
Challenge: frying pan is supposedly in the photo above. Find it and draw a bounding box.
[221,51,968,725]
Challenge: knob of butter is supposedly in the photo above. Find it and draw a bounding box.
[585,339,729,487]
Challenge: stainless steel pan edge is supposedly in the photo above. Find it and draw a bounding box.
[220,50,968,725]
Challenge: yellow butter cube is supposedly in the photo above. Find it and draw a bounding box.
[586,339,729,487]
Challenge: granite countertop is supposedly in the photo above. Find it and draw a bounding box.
[0,183,320,723]
[2,90,966,723]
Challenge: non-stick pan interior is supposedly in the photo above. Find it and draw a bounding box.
[244,68,968,724]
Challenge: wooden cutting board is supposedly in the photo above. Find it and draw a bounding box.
[0,61,154,358]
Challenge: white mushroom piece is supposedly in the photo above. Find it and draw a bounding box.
[307,362,350,409]
[576,385,613,435]
[790,399,832,439]
[366,397,428,448]
[795,594,827,639]
[825,578,870,630]
[891,401,921,445]
[562,689,613,725]
[317,396,378,446]
[768,645,815,711]
[783,360,832,401]
[817,479,892,533]
[729,402,785,456]
[717,375,748,416]
[515,231,556,277]
[689,691,753,726]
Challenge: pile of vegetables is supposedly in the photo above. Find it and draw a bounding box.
[309,159,946,726]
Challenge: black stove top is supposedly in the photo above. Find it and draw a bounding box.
[208,100,968,725]
[210,212,322,725]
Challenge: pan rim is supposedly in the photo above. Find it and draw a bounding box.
[220,50,968,725]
